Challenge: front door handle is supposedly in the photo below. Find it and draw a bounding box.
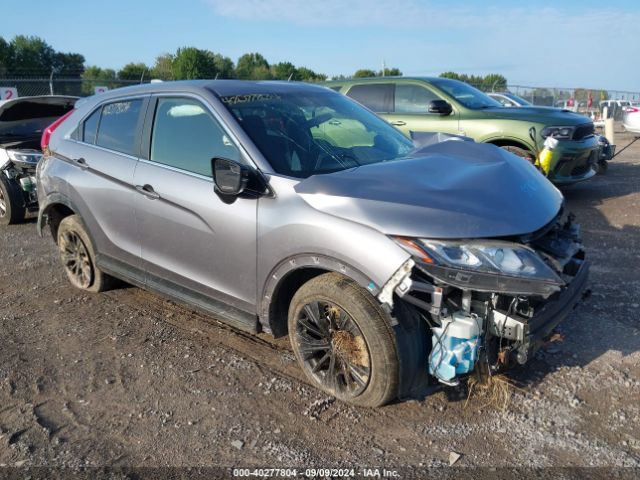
[135,184,160,200]
[390,120,406,126]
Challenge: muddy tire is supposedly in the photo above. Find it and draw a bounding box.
[56,215,114,293]
[0,176,26,225]
[288,272,399,407]
[500,145,535,163]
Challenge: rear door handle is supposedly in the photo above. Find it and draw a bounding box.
[390,120,406,126]
[73,157,89,170]
[135,184,160,200]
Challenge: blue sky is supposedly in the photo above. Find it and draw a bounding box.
[4,0,639,92]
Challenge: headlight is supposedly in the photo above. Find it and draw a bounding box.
[7,150,43,164]
[393,238,564,297]
[541,126,575,140]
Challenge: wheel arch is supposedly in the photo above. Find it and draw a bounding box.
[260,254,378,338]
[485,137,536,156]
[38,193,80,242]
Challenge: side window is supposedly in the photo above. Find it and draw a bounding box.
[394,84,440,113]
[96,99,142,155]
[82,108,101,144]
[150,97,240,177]
[328,86,342,92]
[346,84,394,112]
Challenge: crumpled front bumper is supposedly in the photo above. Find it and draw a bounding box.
[547,136,598,185]
[519,259,589,362]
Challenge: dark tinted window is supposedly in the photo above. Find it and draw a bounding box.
[96,99,142,155]
[82,108,100,144]
[346,84,394,112]
[395,84,440,113]
[150,97,240,177]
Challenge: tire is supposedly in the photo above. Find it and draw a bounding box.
[0,176,26,225]
[500,145,535,163]
[56,215,114,293]
[288,272,399,407]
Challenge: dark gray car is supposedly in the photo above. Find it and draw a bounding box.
[37,81,588,407]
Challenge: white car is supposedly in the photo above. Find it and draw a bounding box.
[487,92,533,107]
[623,105,640,135]
[0,95,77,224]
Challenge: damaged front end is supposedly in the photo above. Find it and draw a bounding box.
[386,211,588,386]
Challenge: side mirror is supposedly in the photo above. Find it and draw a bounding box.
[428,100,453,116]
[212,157,249,197]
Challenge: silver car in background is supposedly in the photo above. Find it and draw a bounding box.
[37,81,588,407]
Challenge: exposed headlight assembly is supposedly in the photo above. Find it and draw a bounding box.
[541,125,575,140]
[7,150,43,165]
[393,238,564,297]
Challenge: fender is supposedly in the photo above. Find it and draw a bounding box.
[259,253,380,335]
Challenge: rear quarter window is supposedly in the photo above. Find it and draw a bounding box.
[82,108,101,144]
[95,99,143,156]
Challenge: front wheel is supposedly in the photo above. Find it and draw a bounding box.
[500,145,536,163]
[0,176,26,225]
[288,273,399,407]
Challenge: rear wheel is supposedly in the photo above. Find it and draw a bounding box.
[0,176,26,225]
[57,215,114,292]
[288,272,399,407]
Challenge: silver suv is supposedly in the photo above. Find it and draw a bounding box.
[37,81,589,407]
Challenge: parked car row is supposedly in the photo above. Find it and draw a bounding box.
[0,80,586,407]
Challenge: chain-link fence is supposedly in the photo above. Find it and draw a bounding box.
[0,77,148,98]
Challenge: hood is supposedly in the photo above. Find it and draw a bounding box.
[478,106,592,125]
[294,141,563,239]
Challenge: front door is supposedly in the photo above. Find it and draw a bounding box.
[382,83,460,137]
[133,96,258,314]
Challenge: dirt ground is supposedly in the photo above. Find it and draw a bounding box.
[1,128,639,477]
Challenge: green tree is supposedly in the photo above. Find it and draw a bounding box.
[9,35,55,75]
[151,54,174,81]
[210,53,234,79]
[172,47,217,80]
[236,53,271,80]
[81,66,117,95]
[482,73,507,92]
[353,69,377,78]
[118,62,149,81]
[53,52,85,77]
[0,37,10,76]
[296,66,326,82]
[379,67,402,76]
[272,61,297,80]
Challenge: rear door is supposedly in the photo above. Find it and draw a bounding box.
[133,95,258,314]
[62,96,148,275]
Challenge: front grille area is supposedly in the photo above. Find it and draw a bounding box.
[572,123,595,140]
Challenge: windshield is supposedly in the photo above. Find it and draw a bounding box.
[430,78,502,110]
[220,89,414,178]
